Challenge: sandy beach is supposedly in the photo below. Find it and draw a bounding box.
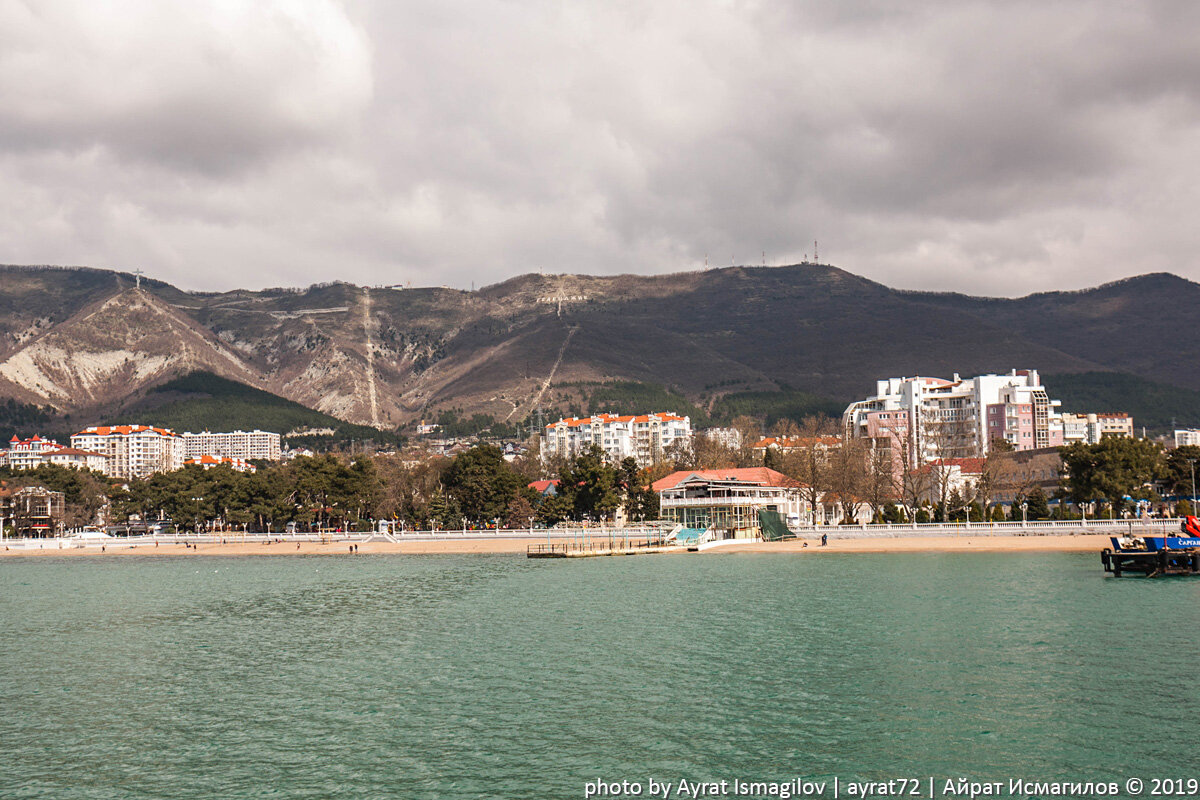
[0,533,1116,557]
[0,538,538,557]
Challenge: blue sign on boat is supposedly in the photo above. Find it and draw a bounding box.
[1144,536,1200,551]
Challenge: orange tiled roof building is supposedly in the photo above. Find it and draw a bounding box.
[71,425,183,480]
[541,412,692,466]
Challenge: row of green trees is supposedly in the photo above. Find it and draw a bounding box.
[1060,438,1200,514]
[9,430,1195,534]
[1,443,661,532]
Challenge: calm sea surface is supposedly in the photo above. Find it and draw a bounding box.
[2,552,1198,799]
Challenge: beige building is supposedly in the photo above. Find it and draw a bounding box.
[182,430,281,462]
[1060,413,1134,445]
[46,447,108,472]
[541,412,692,466]
[71,425,184,479]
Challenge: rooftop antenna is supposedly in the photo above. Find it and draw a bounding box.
[133,268,144,290]
[814,241,819,263]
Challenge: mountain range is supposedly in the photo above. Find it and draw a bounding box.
[0,263,1198,434]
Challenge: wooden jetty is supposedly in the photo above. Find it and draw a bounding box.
[527,540,683,558]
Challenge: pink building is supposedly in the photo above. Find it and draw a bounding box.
[986,401,1065,451]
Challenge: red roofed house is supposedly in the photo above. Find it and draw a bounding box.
[4,435,64,470]
[46,447,108,473]
[3,436,108,472]
[71,425,184,479]
[185,454,256,473]
[653,467,810,539]
[528,479,559,498]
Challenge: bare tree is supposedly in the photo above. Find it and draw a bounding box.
[692,436,740,470]
[776,416,840,524]
[895,422,930,522]
[730,415,764,468]
[771,417,801,437]
[826,438,868,524]
[919,405,978,521]
[861,440,899,520]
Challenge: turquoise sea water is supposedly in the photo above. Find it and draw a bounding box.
[2,552,1198,799]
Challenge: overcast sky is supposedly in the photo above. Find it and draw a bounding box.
[2,1,1198,296]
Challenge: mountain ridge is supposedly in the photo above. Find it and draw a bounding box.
[0,262,1197,430]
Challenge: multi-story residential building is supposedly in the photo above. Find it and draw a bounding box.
[1095,413,1134,440]
[701,427,743,450]
[1176,429,1200,448]
[846,370,1137,465]
[845,370,1065,462]
[181,430,282,462]
[71,425,184,479]
[184,454,257,473]
[2,436,106,472]
[750,435,841,457]
[541,412,692,465]
[4,435,65,470]
[1060,413,1134,445]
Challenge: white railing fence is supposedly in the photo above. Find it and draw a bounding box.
[0,519,1184,548]
[792,517,1182,538]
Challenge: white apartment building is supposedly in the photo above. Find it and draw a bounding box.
[701,427,743,450]
[2,436,106,472]
[845,370,1133,462]
[71,425,184,479]
[843,370,1065,462]
[1176,429,1200,448]
[4,435,64,470]
[1059,413,1134,445]
[182,430,282,462]
[541,412,692,465]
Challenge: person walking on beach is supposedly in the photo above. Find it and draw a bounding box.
[820,532,828,547]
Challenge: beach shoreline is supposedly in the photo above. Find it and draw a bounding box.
[0,533,1115,557]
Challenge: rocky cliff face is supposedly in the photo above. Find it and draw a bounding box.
[0,264,1197,429]
[0,288,259,407]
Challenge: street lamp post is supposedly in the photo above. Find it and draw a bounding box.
[1021,501,1028,526]
[1189,459,1197,519]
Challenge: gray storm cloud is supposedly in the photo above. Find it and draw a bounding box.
[0,0,1197,294]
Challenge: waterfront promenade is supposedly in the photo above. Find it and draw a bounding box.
[0,518,1176,556]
